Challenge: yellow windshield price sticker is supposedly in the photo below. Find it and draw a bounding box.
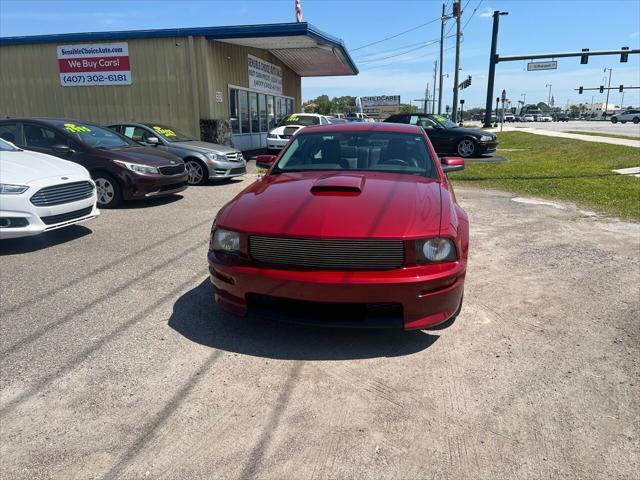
[287,115,299,122]
[153,126,176,137]
[64,123,91,133]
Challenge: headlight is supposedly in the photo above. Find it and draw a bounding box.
[0,183,28,194]
[211,228,240,252]
[267,133,278,139]
[113,160,159,174]
[416,238,457,263]
[479,135,494,142]
[205,152,227,162]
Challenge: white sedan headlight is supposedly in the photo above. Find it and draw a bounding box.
[416,238,457,263]
[113,160,159,174]
[267,133,279,139]
[0,183,29,194]
[479,135,494,142]
[212,228,240,252]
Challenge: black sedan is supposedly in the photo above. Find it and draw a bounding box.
[384,113,498,157]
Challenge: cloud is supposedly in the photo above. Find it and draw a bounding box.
[477,7,494,18]
[630,32,639,38]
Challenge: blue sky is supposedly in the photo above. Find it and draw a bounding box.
[1,0,639,109]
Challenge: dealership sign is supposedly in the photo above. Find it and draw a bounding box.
[527,61,558,71]
[57,43,132,86]
[248,55,283,96]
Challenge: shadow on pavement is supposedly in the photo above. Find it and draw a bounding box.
[117,194,184,210]
[0,224,92,255]
[168,279,439,361]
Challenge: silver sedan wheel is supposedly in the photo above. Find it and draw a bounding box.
[95,177,115,205]
[457,139,476,158]
[186,160,205,185]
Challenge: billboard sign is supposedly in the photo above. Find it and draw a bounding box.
[360,95,400,108]
[248,55,283,96]
[527,61,558,71]
[57,43,132,86]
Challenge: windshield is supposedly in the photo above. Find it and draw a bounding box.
[146,124,196,143]
[54,122,136,149]
[431,114,458,128]
[276,114,321,127]
[0,137,19,151]
[272,131,438,179]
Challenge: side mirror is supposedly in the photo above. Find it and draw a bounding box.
[256,154,277,169]
[145,137,160,146]
[441,156,465,173]
[52,144,73,156]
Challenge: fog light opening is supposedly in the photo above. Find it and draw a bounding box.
[0,218,11,228]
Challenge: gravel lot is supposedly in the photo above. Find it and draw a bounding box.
[1,173,638,479]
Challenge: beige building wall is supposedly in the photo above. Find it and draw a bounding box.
[0,36,301,138]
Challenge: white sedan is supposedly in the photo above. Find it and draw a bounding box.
[0,138,99,239]
[266,113,331,153]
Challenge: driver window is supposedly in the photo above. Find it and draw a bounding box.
[418,118,438,129]
[24,124,68,149]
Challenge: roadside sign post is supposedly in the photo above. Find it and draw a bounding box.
[500,89,506,132]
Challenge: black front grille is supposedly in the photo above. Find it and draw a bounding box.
[30,181,94,207]
[159,164,186,175]
[40,206,93,225]
[230,167,246,175]
[158,181,187,192]
[249,236,405,270]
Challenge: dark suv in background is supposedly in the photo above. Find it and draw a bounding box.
[0,118,188,207]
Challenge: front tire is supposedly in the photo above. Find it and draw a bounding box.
[94,173,122,208]
[611,117,618,124]
[185,159,208,185]
[456,138,477,158]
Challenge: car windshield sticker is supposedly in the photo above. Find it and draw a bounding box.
[124,126,135,137]
[432,115,447,123]
[64,123,91,133]
[153,126,176,137]
[287,115,299,122]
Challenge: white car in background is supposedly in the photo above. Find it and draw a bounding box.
[522,114,535,122]
[539,114,553,122]
[267,113,331,153]
[610,109,640,124]
[0,138,99,239]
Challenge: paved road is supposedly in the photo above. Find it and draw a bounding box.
[1,176,638,479]
[466,120,640,138]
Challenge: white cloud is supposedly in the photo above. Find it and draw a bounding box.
[477,7,494,18]
[630,31,639,38]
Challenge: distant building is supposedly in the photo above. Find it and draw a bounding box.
[569,102,620,119]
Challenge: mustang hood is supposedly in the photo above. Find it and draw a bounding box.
[218,172,442,239]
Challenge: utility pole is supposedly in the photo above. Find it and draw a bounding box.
[438,2,449,114]
[545,84,552,107]
[603,67,612,119]
[432,60,438,114]
[424,85,429,114]
[451,0,462,122]
[483,10,508,128]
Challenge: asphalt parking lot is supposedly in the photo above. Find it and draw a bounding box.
[1,174,638,479]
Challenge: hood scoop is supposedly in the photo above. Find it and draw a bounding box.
[310,174,365,195]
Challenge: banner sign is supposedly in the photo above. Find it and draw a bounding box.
[527,61,558,71]
[57,43,132,86]
[248,55,283,95]
[361,95,401,107]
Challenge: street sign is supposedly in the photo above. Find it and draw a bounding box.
[527,61,558,71]
[501,89,506,102]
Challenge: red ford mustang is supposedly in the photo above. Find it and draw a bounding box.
[208,122,469,330]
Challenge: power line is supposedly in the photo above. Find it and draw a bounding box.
[360,45,456,71]
[358,42,439,64]
[355,39,440,60]
[462,0,484,32]
[356,35,455,62]
[351,17,440,51]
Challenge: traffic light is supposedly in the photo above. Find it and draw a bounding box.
[619,85,624,92]
[578,86,583,94]
[599,85,604,93]
[467,76,472,88]
[621,46,629,63]
[580,48,589,64]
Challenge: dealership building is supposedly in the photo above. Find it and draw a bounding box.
[0,23,357,150]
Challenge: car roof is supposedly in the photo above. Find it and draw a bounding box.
[296,122,422,135]
[0,117,101,127]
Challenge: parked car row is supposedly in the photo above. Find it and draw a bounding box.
[0,117,246,239]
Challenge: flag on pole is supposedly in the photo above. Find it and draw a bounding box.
[295,0,303,22]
